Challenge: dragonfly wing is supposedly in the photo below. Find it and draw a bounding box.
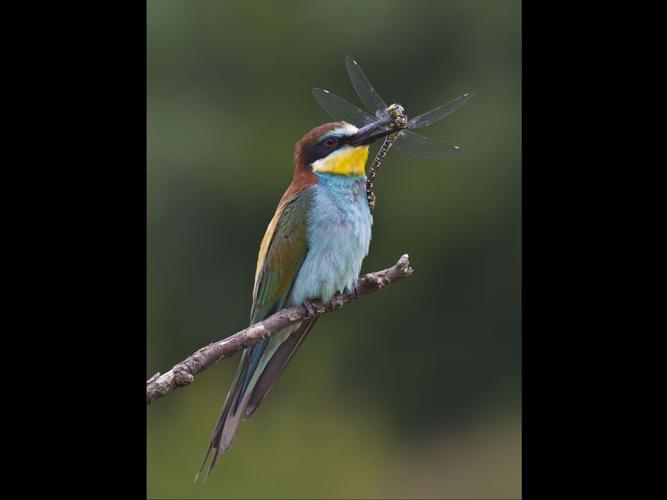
[392,129,464,159]
[312,88,376,127]
[345,55,388,114]
[408,91,476,129]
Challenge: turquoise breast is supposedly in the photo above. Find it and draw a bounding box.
[289,173,373,305]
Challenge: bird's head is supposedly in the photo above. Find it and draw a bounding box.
[294,121,393,177]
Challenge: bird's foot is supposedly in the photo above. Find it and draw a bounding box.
[303,300,318,318]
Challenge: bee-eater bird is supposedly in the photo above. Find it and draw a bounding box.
[198,119,394,479]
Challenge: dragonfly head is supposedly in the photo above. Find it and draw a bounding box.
[294,120,394,176]
[386,104,408,129]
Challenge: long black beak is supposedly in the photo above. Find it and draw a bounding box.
[346,120,395,147]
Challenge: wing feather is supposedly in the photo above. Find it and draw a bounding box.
[251,189,312,323]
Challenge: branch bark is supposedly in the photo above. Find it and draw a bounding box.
[147,254,414,405]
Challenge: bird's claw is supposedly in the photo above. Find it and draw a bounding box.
[303,300,318,318]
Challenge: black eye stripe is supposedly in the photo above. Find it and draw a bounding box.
[303,135,348,164]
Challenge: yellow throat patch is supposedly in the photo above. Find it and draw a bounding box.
[312,146,369,176]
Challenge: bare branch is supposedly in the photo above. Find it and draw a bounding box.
[147,254,414,405]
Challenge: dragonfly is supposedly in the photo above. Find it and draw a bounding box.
[313,55,475,211]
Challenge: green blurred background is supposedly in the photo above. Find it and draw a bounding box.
[148,0,521,498]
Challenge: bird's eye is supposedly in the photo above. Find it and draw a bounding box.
[323,137,338,148]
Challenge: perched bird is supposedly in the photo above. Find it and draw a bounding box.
[197,119,394,479]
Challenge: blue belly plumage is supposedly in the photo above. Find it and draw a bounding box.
[289,173,373,305]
